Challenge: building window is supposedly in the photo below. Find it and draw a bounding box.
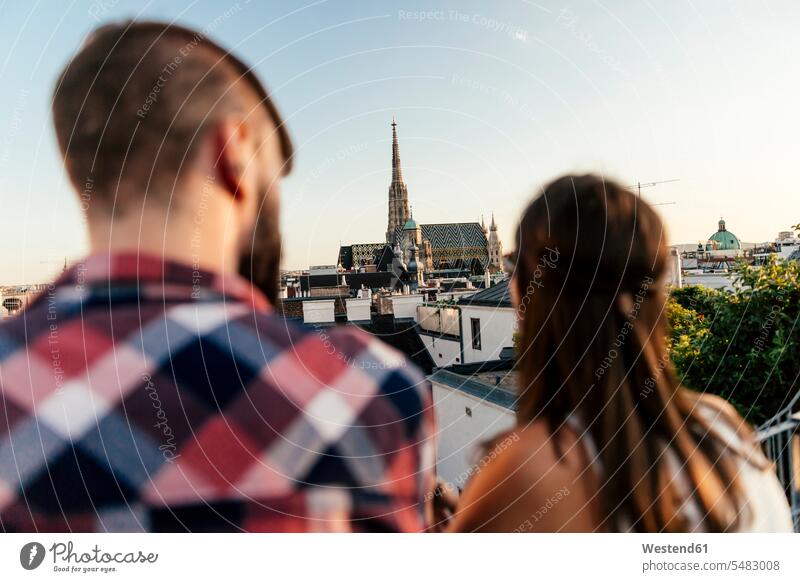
[470,317,481,350]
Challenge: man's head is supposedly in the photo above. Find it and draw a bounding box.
[53,20,292,299]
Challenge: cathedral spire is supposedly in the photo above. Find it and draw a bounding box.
[391,117,404,184]
[487,212,503,269]
[386,117,410,243]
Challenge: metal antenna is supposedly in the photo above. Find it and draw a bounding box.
[629,178,680,198]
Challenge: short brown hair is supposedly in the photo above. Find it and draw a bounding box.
[53,20,293,215]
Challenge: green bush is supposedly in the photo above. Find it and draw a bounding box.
[670,285,720,319]
[667,258,800,425]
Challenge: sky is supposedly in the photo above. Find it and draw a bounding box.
[0,0,798,283]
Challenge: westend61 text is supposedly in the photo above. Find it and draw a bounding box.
[642,543,708,554]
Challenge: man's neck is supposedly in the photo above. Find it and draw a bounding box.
[87,209,239,276]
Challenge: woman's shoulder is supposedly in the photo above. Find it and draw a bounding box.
[450,419,600,532]
[477,420,593,485]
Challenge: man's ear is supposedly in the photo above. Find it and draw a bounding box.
[213,119,250,203]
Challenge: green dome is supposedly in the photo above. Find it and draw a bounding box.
[708,219,741,251]
[403,217,418,230]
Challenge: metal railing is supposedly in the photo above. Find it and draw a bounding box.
[756,393,800,532]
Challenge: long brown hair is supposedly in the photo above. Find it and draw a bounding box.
[511,174,757,532]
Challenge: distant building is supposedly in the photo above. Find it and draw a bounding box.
[386,118,411,243]
[421,281,518,496]
[430,363,516,493]
[486,213,503,270]
[679,218,745,279]
[276,269,519,496]
[678,220,800,289]
[338,119,502,278]
[704,218,742,253]
[1,284,48,318]
[752,230,800,265]
[416,279,516,368]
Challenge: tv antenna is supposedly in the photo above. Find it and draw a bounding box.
[629,178,680,198]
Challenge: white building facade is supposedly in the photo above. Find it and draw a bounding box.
[416,280,517,368]
[429,369,516,493]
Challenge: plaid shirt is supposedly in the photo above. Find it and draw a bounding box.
[0,253,435,532]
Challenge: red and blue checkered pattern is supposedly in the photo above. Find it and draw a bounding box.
[0,253,435,532]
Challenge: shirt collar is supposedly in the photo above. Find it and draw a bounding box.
[55,252,270,311]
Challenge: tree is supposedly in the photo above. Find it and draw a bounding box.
[667,257,800,425]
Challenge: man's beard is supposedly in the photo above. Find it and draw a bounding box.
[238,195,282,306]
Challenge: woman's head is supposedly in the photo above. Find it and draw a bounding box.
[510,174,667,308]
[510,174,750,532]
[511,175,670,421]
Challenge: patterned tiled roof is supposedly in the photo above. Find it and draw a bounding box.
[421,222,489,269]
[338,242,386,270]
[390,222,489,270]
[340,222,489,275]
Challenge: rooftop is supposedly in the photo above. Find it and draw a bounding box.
[430,367,518,410]
[458,278,512,308]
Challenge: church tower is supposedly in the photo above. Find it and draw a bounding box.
[386,118,411,243]
[488,213,503,269]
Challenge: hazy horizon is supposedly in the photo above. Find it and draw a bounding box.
[1,0,797,284]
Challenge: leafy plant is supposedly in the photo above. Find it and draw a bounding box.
[670,285,721,319]
[667,257,800,425]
